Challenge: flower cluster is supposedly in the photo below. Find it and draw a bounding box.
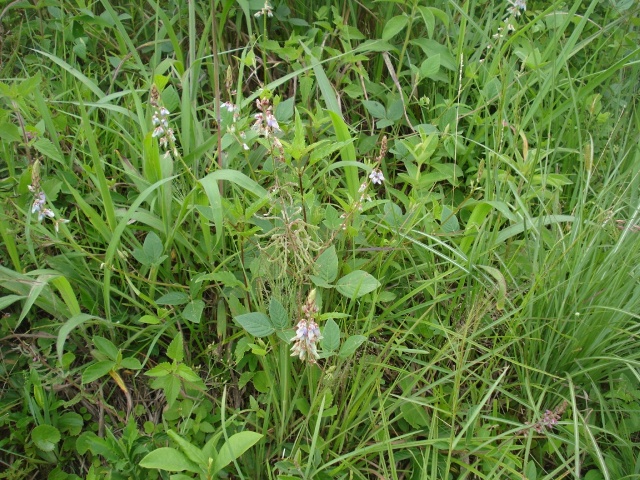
[221,101,249,151]
[253,96,284,159]
[252,97,281,137]
[28,160,68,232]
[529,401,567,434]
[150,85,177,159]
[290,290,323,363]
[481,0,527,62]
[346,136,387,216]
[506,0,526,17]
[254,0,273,18]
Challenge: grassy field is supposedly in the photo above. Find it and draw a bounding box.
[1,0,639,478]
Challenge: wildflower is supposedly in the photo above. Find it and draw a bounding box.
[369,168,385,185]
[529,401,567,434]
[149,85,177,159]
[252,97,282,139]
[507,0,526,17]
[290,290,323,363]
[221,101,237,113]
[53,218,70,233]
[254,0,273,17]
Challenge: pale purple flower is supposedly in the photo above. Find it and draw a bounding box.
[369,168,385,185]
[290,319,322,362]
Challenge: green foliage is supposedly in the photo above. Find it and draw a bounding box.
[1,0,639,478]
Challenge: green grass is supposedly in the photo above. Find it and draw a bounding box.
[1,0,639,478]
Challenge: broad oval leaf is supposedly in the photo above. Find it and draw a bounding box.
[139,447,200,473]
[314,245,339,283]
[335,271,380,299]
[182,299,205,324]
[143,231,164,263]
[321,318,340,352]
[82,360,115,384]
[32,424,61,452]
[269,297,289,330]
[235,312,274,337]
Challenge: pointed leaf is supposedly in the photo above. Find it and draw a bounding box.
[92,336,119,361]
[156,292,189,306]
[82,360,115,384]
[167,332,184,362]
[335,271,380,299]
[321,319,340,352]
[167,430,207,467]
[139,447,200,473]
[269,297,289,330]
[382,15,409,41]
[235,312,274,337]
[143,231,164,264]
[338,335,367,359]
[314,246,339,283]
[182,299,205,324]
[211,432,263,475]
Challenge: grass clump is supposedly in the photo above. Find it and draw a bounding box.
[1,0,639,478]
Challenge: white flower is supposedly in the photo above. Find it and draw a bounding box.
[369,168,385,185]
[221,101,237,113]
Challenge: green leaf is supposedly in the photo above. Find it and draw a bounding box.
[314,246,339,284]
[386,98,404,121]
[143,231,164,264]
[182,299,205,324]
[150,374,182,407]
[120,357,142,370]
[76,431,113,457]
[362,100,386,119]
[145,362,172,377]
[235,312,275,337]
[176,364,205,388]
[401,402,430,428]
[338,335,367,359]
[0,294,26,310]
[92,336,119,361]
[58,412,83,436]
[156,292,189,306]
[440,205,460,233]
[167,430,207,467]
[33,138,65,166]
[32,424,61,452]
[57,314,100,366]
[82,360,115,384]
[211,432,263,475]
[167,332,184,362]
[382,15,409,41]
[321,319,340,352]
[477,265,507,311]
[139,447,200,473]
[420,54,441,79]
[335,271,381,299]
[269,297,289,330]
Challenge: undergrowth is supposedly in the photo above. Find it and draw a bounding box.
[1,0,639,479]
